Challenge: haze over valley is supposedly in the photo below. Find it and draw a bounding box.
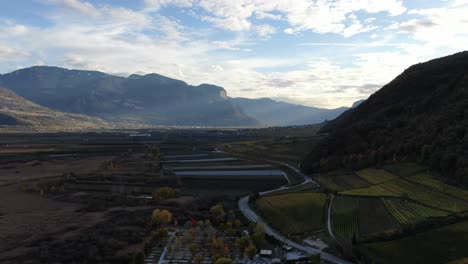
[1,1,468,264]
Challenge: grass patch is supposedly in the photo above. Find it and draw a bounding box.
[382,163,427,177]
[256,192,327,235]
[356,168,399,184]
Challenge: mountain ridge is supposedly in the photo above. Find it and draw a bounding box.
[232,97,348,126]
[0,66,256,127]
[0,87,110,130]
[0,66,351,127]
[302,51,468,186]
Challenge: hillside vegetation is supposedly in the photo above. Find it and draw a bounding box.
[302,51,468,186]
[0,87,109,130]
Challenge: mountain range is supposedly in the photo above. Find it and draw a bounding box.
[232,97,348,127]
[302,51,468,186]
[0,87,109,130]
[0,66,352,128]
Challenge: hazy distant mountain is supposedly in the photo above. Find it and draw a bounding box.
[0,66,257,127]
[232,97,348,126]
[0,88,109,130]
[302,51,468,185]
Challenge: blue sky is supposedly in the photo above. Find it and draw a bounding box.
[0,0,467,108]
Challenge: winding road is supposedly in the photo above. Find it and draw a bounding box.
[236,159,351,264]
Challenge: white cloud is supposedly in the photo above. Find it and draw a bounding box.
[391,0,468,53]
[342,21,377,38]
[255,11,282,21]
[148,0,406,37]
[0,45,30,59]
[255,24,277,38]
[1,0,466,109]
[45,0,101,17]
[144,0,194,11]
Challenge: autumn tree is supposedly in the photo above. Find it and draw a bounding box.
[152,209,172,226]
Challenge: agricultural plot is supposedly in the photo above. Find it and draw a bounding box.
[315,171,371,192]
[331,197,359,239]
[166,164,274,171]
[383,199,450,226]
[341,179,468,213]
[331,197,398,240]
[162,152,289,195]
[382,163,427,177]
[358,199,399,237]
[163,153,210,159]
[361,220,468,264]
[355,168,399,184]
[162,228,243,263]
[161,157,239,163]
[256,192,327,235]
[339,182,398,197]
[225,136,321,166]
[407,173,468,203]
[174,170,287,179]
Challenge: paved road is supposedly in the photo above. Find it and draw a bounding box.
[217,148,350,263]
[238,196,351,264]
[327,194,337,240]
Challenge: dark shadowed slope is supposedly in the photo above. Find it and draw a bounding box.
[302,51,468,186]
[0,87,109,130]
[0,66,257,127]
[232,97,348,126]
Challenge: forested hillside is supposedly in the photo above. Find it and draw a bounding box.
[302,51,468,186]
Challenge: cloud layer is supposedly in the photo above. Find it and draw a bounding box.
[0,0,467,108]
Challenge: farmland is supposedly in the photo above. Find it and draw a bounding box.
[315,170,371,192]
[355,168,399,185]
[383,199,450,226]
[407,173,468,203]
[331,197,399,240]
[382,163,427,178]
[341,178,468,213]
[360,220,468,264]
[331,197,359,239]
[224,135,323,167]
[255,192,327,235]
[161,150,289,195]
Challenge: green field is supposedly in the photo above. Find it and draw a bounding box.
[361,220,468,264]
[332,197,399,240]
[315,170,371,192]
[256,192,327,235]
[382,163,427,177]
[340,182,400,197]
[355,168,399,184]
[383,198,450,226]
[341,178,468,213]
[225,136,321,166]
[407,173,468,203]
[331,197,359,239]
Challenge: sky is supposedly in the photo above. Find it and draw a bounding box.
[0,0,467,109]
